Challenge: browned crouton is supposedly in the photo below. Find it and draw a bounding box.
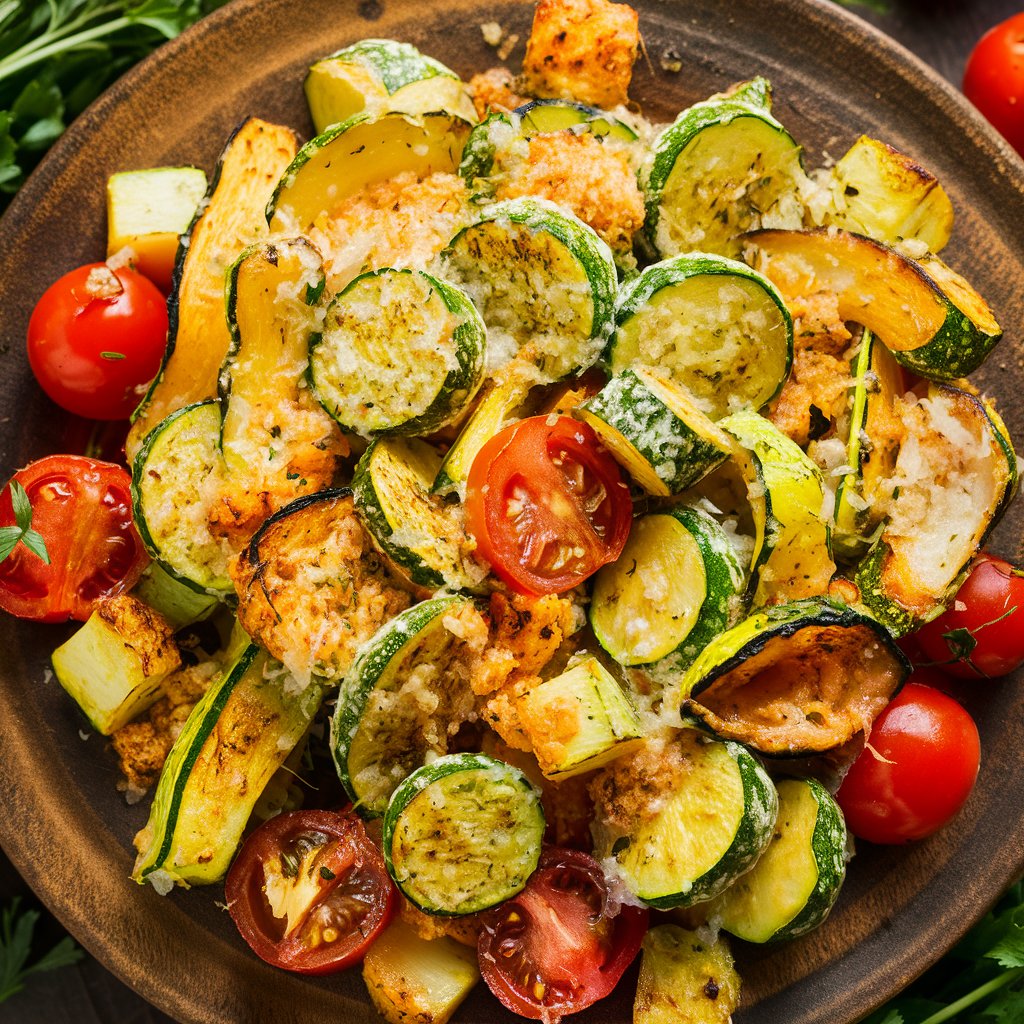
[522,0,640,109]
[769,348,853,447]
[468,67,529,118]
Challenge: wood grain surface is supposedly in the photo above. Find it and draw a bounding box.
[1,0,1022,1021]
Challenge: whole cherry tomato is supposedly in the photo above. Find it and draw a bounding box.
[0,455,148,622]
[914,553,1024,678]
[465,415,632,595]
[27,262,168,420]
[836,683,980,844]
[477,847,648,1021]
[963,12,1024,157]
[225,809,396,975]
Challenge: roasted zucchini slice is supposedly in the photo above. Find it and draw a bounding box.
[128,118,297,461]
[831,329,906,561]
[331,597,477,816]
[309,268,486,436]
[218,237,344,537]
[133,643,324,888]
[680,598,910,756]
[590,506,746,668]
[230,489,412,686]
[633,925,741,1024]
[363,917,479,1024]
[824,135,954,253]
[131,561,218,631]
[720,409,835,606]
[131,400,233,594]
[353,436,484,591]
[608,254,793,421]
[517,656,644,778]
[592,730,777,908]
[382,753,544,915]
[853,383,1018,634]
[305,39,475,132]
[715,777,847,943]
[52,594,180,735]
[749,227,1002,380]
[641,94,805,258]
[439,197,617,383]
[577,368,731,495]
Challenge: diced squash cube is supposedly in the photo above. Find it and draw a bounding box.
[106,166,207,291]
[52,594,180,734]
[519,656,643,778]
[362,916,479,1024]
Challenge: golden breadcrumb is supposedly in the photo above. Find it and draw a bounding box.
[468,66,529,118]
[769,347,853,447]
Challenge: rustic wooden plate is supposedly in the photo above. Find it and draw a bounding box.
[1,0,1023,1021]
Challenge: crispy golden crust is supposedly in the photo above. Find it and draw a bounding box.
[495,133,644,251]
[399,898,483,947]
[111,661,219,791]
[468,66,529,119]
[97,594,180,677]
[230,493,412,685]
[521,0,639,109]
[768,347,853,447]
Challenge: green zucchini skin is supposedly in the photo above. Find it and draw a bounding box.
[308,267,486,437]
[681,598,910,757]
[608,254,793,422]
[382,753,545,916]
[130,399,232,596]
[716,777,847,943]
[331,597,475,817]
[132,642,324,888]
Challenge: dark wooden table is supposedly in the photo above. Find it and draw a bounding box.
[1,0,1021,1020]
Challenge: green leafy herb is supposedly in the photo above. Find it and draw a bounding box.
[0,480,49,564]
[0,898,83,1004]
[0,0,229,205]
[866,880,1024,1024]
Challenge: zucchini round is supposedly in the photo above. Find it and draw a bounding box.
[440,196,617,383]
[352,435,484,591]
[590,507,746,668]
[593,730,778,909]
[310,268,486,436]
[130,400,233,595]
[680,598,910,756]
[331,597,476,817]
[577,367,732,495]
[715,777,847,943]
[382,753,544,915]
[608,254,793,421]
[641,96,805,258]
[304,39,475,133]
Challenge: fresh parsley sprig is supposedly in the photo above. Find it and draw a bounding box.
[0,898,83,1004]
[0,480,49,564]
[867,879,1024,1024]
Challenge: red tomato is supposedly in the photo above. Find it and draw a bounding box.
[914,553,1024,678]
[963,13,1024,157]
[225,810,396,974]
[836,683,980,844]
[465,415,632,595]
[27,263,168,420]
[477,847,648,1021]
[0,455,147,622]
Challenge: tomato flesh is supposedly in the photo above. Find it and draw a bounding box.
[478,847,647,1021]
[466,416,632,595]
[963,13,1024,157]
[225,810,396,975]
[914,553,1024,679]
[836,683,980,844]
[27,262,168,420]
[0,455,148,622]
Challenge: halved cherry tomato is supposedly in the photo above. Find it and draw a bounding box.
[465,415,632,595]
[914,553,1024,679]
[225,809,396,975]
[27,262,168,420]
[836,683,981,844]
[963,13,1024,157]
[0,455,148,622]
[477,847,648,1021]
